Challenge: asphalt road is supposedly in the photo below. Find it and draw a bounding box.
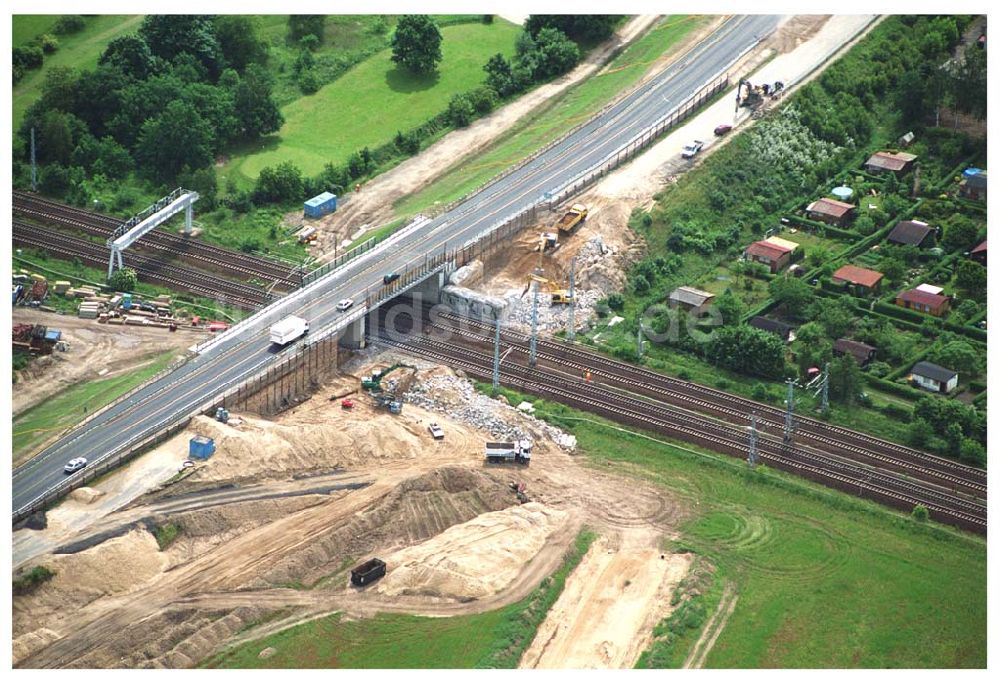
[12,15,780,516]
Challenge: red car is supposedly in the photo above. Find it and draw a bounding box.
[714,124,733,136]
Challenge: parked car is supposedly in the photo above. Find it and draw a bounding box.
[383,272,400,285]
[428,423,445,440]
[681,140,704,159]
[64,457,88,474]
[336,298,354,312]
[714,124,733,136]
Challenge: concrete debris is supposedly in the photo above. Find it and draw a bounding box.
[449,261,484,288]
[403,372,575,451]
[501,287,603,335]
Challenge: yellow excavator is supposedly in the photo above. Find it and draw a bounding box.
[522,273,573,305]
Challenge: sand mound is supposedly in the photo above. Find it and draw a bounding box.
[68,487,105,504]
[12,627,62,667]
[376,502,569,600]
[13,528,167,638]
[183,412,423,483]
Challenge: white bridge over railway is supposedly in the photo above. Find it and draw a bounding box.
[107,187,199,277]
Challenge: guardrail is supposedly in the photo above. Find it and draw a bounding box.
[12,42,749,524]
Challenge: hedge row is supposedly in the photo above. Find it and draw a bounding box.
[864,373,930,402]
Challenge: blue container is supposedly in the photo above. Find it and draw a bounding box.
[122,293,132,310]
[963,168,982,178]
[44,329,62,342]
[304,192,337,218]
[189,435,216,460]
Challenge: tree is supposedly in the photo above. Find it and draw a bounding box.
[930,339,982,375]
[135,100,215,182]
[713,290,744,327]
[99,34,157,80]
[73,135,133,179]
[13,46,44,72]
[951,47,986,120]
[484,53,517,97]
[391,15,443,75]
[908,418,933,447]
[446,93,475,127]
[298,69,320,94]
[529,27,581,80]
[140,15,222,78]
[828,354,863,404]
[768,276,814,319]
[214,16,267,72]
[815,297,856,338]
[879,256,906,284]
[955,260,986,301]
[959,438,985,466]
[35,110,85,165]
[254,161,303,203]
[288,16,325,43]
[941,214,979,252]
[791,321,831,375]
[108,266,138,291]
[706,324,787,379]
[233,64,283,139]
[525,15,620,43]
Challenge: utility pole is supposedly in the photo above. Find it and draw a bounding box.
[528,280,539,367]
[748,413,759,468]
[567,256,576,342]
[784,379,796,443]
[492,317,501,394]
[820,362,830,413]
[30,127,37,192]
[636,323,645,357]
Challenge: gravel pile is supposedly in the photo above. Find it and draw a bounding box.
[502,288,603,334]
[404,372,576,450]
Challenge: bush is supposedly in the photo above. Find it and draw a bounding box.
[13,45,44,71]
[447,93,476,127]
[52,15,86,35]
[108,266,138,291]
[39,34,60,54]
[606,293,624,311]
[254,161,304,204]
[298,68,320,94]
[13,565,56,594]
[911,505,929,522]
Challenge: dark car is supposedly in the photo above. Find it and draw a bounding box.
[714,124,733,136]
[383,272,400,285]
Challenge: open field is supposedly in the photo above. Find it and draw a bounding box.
[12,15,143,131]
[485,388,986,668]
[12,350,176,464]
[395,15,709,216]
[221,21,521,186]
[202,529,595,668]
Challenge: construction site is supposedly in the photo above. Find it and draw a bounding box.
[9,12,988,672]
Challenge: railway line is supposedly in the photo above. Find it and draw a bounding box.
[372,320,986,534]
[417,310,986,498]
[12,191,302,291]
[13,221,270,310]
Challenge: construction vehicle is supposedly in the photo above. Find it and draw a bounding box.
[736,79,784,110]
[215,407,230,424]
[509,481,529,503]
[351,558,387,586]
[485,441,532,466]
[372,392,403,414]
[361,363,417,391]
[523,273,573,305]
[554,204,588,234]
[270,315,309,345]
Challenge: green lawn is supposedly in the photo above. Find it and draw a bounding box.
[484,388,986,668]
[13,15,60,46]
[203,529,595,668]
[220,21,521,186]
[395,16,709,215]
[12,15,144,131]
[12,350,177,464]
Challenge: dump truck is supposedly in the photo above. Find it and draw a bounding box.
[269,315,309,345]
[351,558,387,586]
[554,204,588,234]
[485,441,532,466]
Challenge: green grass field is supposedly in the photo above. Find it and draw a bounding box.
[12,350,176,465]
[203,529,595,668]
[482,388,986,668]
[12,15,143,131]
[394,15,709,216]
[220,21,521,186]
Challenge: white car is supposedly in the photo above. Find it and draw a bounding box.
[681,140,704,159]
[336,298,354,312]
[64,457,88,474]
[428,423,445,440]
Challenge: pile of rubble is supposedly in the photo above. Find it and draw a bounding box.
[502,288,604,334]
[404,372,576,450]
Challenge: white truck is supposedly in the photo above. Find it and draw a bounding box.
[269,315,309,345]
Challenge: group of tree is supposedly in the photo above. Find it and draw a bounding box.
[17,15,282,199]
[12,15,87,83]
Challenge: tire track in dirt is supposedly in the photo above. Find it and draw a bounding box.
[683,581,739,669]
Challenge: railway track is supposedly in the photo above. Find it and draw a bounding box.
[13,191,302,291]
[13,221,271,310]
[373,325,986,534]
[418,310,986,498]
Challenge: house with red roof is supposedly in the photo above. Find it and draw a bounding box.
[895,287,951,317]
[831,264,884,295]
[865,151,917,175]
[805,198,855,226]
[744,236,799,273]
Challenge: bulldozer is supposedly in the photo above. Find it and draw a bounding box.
[736,79,784,111]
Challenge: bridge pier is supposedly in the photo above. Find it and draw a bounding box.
[339,316,366,349]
